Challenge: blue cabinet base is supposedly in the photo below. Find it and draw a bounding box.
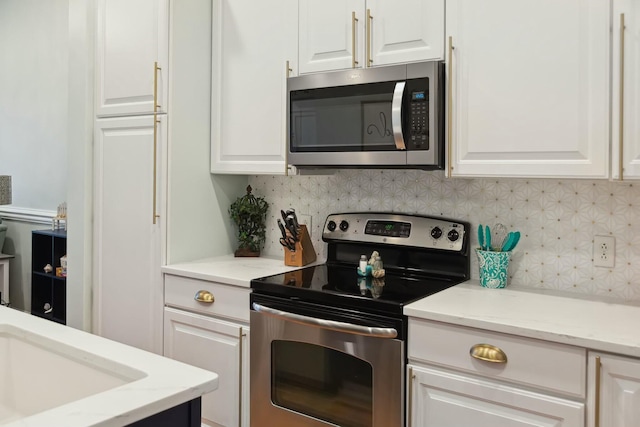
[128,397,201,427]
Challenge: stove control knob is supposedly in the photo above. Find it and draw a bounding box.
[447,229,460,242]
[430,227,443,239]
[339,220,349,232]
[327,220,337,232]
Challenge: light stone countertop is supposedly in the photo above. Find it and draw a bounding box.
[404,280,640,358]
[162,254,325,287]
[0,306,218,427]
[163,257,640,358]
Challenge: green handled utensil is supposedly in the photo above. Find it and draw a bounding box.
[485,225,491,251]
[502,231,521,252]
[478,225,485,250]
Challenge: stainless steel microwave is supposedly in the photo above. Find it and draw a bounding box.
[287,61,444,170]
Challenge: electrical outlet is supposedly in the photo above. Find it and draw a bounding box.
[593,235,615,268]
[298,214,312,237]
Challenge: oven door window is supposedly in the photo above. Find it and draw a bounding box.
[290,81,398,153]
[271,340,373,427]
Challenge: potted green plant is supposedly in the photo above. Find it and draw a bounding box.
[229,185,269,257]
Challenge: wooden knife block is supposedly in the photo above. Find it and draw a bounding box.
[283,224,317,267]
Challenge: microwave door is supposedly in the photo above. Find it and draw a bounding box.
[288,77,408,167]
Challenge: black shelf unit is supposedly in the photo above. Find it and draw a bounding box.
[31,229,67,324]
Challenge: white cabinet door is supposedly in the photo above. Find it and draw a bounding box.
[94,115,165,354]
[96,0,168,117]
[588,353,640,427]
[447,0,610,178]
[612,0,640,179]
[408,365,585,427]
[299,0,444,74]
[367,0,444,67]
[211,0,297,174]
[299,0,363,74]
[164,307,249,427]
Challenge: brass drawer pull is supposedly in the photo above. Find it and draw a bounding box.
[470,344,508,363]
[194,290,215,303]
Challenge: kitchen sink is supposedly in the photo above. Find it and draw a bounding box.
[0,324,145,424]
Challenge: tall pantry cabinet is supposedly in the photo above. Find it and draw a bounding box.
[94,0,169,354]
[94,0,228,354]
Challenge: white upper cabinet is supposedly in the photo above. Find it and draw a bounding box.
[299,0,362,74]
[367,0,444,67]
[299,0,444,74]
[96,0,168,117]
[211,0,297,175]
[447,0,610,178]
[612,0,640,179]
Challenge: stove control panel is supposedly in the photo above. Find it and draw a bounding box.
[323,213,467,252]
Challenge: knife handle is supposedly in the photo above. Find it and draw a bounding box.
[277,219,288,239]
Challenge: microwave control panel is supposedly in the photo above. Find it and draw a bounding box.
[403,77,430,150]
[407,79,430,150]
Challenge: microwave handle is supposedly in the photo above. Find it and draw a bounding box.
[252,303,398,339]
[391,81,407,150]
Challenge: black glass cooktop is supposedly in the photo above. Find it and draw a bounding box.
[250,263,461,316]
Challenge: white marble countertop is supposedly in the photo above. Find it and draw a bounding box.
[404,281,640,358]
[0,306,218,427]
[162,254,324,287]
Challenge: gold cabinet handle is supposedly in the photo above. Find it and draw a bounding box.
[286,60,293,79]
[152,115,160,224]
[153,61,161,112]
[407,366,416,427]
[447,36,454,177]
[595,355,601,427]
[285,60,292,176]
[469,344,508,363]
[366,9,373,66]
[194,290,215,303]
[238,329,246,426]
[152,61,162,224]
[352,11,359,68]
[618,14,626,181]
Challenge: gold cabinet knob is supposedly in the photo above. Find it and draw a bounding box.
[194,290,215,303]
[469,343,508,363]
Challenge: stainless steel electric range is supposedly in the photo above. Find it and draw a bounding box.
[250,212,471,427]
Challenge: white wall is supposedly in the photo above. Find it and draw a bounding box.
[66,0,94,331]
[0,0,68,209]
[167,0,246,263]
[0,0,70,314]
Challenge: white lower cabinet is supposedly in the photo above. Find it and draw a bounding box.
[408,364,585,427]
[163,275,250,427]
[164,308,248,427]
[407,319,586,427]
[588,352,640,427]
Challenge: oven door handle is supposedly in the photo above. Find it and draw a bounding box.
[391,81,406,150]
[252,303,398,339]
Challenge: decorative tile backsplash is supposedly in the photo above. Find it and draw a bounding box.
[249,170,640,301]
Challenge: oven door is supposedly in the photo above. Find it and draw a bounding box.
[250,297,404,427]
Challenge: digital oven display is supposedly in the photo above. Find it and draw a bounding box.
[364,221,411,238]
[412,91,426,101]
